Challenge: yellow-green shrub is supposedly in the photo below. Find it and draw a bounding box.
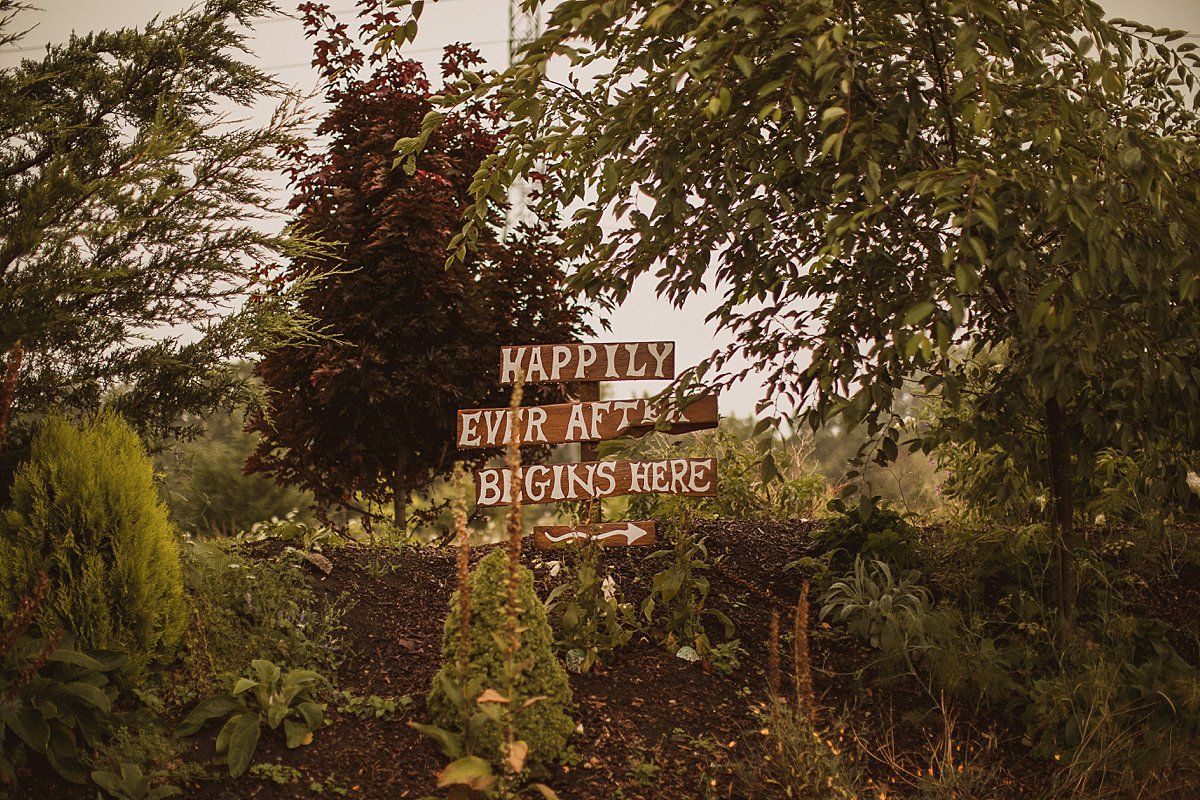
[428,549,573,771]
[0,413,186,678]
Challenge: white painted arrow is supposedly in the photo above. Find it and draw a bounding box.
[542,522,652,545]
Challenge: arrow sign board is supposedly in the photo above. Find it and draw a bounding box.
[457,395,718,449]
[475,458,717,508]
[500,342,674,384]
[534,521,656,549]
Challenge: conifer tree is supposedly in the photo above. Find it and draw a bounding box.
[0,0,318,487]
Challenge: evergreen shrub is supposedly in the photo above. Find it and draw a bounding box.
[428,549,573,771]
[0,413,186,677]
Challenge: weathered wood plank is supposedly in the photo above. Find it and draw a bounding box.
[500,342,675,384]
[474,458,717,507]
[533,521,656,549]
[456,395,718,449]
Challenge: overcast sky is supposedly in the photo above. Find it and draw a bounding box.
[4,0,1200,416]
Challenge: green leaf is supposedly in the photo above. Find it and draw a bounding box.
[267,697,288,729]
[407,721,464,758]
[223,712,262,778]
[46,727,88,784]
[90,769,122,795]
[436,755,496,790]
[63,681,111,712]
[284,717,314,748]
[45,649,105,671]
[644,3,677,29]
[295,701,325,730]
[5,707,50,751]
[821,106,847,126]
[176,695,242,736]
[903,301,935,326]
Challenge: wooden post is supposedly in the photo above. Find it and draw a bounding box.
[576,380,601,521]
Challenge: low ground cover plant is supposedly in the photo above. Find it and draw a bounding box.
[642,528,737,672]
[176,659,326,778]
[90,763,181,800]
[804,498,1200,792]
[1,630,126,784]
[173,540,342,700]
[545,540,635,673]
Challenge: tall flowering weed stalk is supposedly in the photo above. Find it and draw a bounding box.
[451,463,472,678]
[0,573,56,698]
[419,370,572,795]
[794,580,815,723]
[499,370,530,779]
[768,607,781,701]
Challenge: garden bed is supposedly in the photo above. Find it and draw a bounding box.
[18,519,1199,799]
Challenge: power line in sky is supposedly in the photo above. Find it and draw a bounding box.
[0,0,496,56]
[260,36,508,74]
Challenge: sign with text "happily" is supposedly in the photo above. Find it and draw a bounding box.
[456,395,718,449]
[500,342,674,384]
[474,458,717,508]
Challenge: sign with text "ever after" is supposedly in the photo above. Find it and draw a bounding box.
[456,395,718,449]
[474,458,716,508]
[500,342,674,384]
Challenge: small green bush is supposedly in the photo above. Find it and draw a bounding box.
[642,528,735,668]
[813,495,921,569]
[428,549,573,771]
[545,542,635,673]
[173,541,340,699]
[0,413,186,678]
[622,423,827,521]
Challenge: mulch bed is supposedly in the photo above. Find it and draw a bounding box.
[18,518,1197,799]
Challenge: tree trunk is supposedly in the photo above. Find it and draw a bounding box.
[0,341,23,463]
[1044,397,1077,648]
[392,450,408,534]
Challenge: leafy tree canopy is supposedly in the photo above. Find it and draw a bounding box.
[0,0,319,483]
[245,4,588,525]
[391,0,1200,634]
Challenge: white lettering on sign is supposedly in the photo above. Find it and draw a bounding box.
[474,458,717,507]
[460,411,483,447]
[576,345,597,379]
[499,342,675,384]
[456,395,719,449]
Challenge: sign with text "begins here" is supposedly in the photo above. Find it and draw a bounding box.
[500,342,674,384]
[456,395,718,449]
[474,458,716,508]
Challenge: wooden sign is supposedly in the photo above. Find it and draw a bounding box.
[474,458,717,507]
[534,521,656,549]
[500,342,675,384]
[456,395,718,449]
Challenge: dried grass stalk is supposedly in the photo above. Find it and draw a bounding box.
[793,579,814,722]
[451,463,471,676]
[503,370,525,628]
[768,607,781,700]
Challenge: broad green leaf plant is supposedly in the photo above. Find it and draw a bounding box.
[176,659,325,778]
[1,637,125,784]
[91,763,181,800]
[389,0,1200,644]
